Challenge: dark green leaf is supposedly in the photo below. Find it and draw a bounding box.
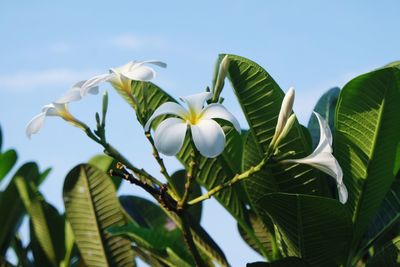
[108,224,193,267]
[307,87,340,149]
[0,150,17,184]
[366,236,400,267]
[63,164,135,267]
[246,257,310,267]
[0,162,41,256]
[335,66,400,247]
[170,170,203,223]
[256,193,353,267]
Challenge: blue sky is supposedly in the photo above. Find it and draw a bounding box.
[1,1,400,265]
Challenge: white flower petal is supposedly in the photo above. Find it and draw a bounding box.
[121,66,156,81]
[338,183,348,204]
[154,118,187,156]
[313,111,333,147]
[285,152,343,184]
[42,103,67,117]
[140,60,167,68]
[180,92,213,115]
[200,103,241,132]
[81,73,113,96]
[26,112,46,138]
[191,119,226,158]
[274,87,295,139]
[112,61,135,74]
[55,88,82,104]
[144,102,188,131]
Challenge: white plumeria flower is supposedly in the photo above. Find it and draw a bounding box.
[56,60,166,104]
[144,92,241,158]
[281,112,348,204]
[26,103,84,138]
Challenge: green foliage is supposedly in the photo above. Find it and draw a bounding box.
[15,176,66,266]
[255,193,353,267]
[0,162,43,256]
[366,236,400,267]
[169,169,203,223]
[247,257,310,267]
[63,164,135,267]
[0,149,17,184]
[335,66,400,251]
[88,154,122,190]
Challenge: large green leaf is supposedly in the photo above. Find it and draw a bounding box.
[108,224,193,267]
[88,154,122,190]
[307,87,340,149]
[359,178,400,255]
[63,164,134,267]
[246,257,310,267]
[366,236,400,267]
[0,149,17,184]
[15,176,65,266]
[335,67,400,247]
[0,162,42,256]
[255,193,353,267]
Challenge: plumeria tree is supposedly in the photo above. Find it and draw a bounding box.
[2,55,400,267]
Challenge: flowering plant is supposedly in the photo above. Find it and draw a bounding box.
[7,55,400,267]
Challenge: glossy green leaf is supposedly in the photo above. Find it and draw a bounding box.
[15,176,64,266]
[170,169,202,223]
[255,193,353,267]
[63,164,135,267]
[238,211,277,257]
[0,162,41,257]
[88,154,122,189]
[0,149,17,184]
[246,257,310,267]
[108,224,193,267]
[366,236,400,267]
[307,87,340,149]
[120,195,227,266]
[335,66,400,247]
[359,179,400,256]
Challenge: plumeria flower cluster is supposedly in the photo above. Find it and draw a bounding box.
[26,61,166,138]
[272,88,348,204]
[145,92,241,158]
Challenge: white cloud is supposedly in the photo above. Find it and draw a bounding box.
[0,68,99,92]
[110,33,166,50]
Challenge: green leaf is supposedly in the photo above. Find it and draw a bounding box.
[0,162,41,257]
[307,87,340,149]
[224,53,329,207]
[15,176,65,266]
[120,195,176,229]
[88,154,122,190]
[246,257,310,267]
[0,149,17,184]
[108,224,193,267]
[359,178,400,255]
[335,66,400,247]
[384,61,400,69]
[255,193,353,267]
[169,169,203,223]
[366,236,400,267]
[238,211,277,257]
[63,164,135,267]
